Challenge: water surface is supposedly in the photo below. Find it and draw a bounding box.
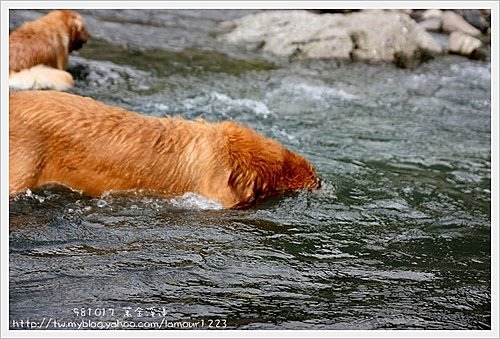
[9,9,491,330]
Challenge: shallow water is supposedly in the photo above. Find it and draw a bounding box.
[9,9,491,330]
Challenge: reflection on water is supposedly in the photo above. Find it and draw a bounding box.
[9,9,490,330]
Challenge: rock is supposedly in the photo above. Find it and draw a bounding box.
[422,9,443,20]
[420,17,441,32]
[452,9,490,32]
[442,10,481,36]
[307,9,360,14]
[220,10,442,68]
[389,9,413,15]
[417,9,443,31]
[409,10,424,22]
[448,31,482,57]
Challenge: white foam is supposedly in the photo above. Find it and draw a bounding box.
[270,125,296,141]
[290,83,356,101]
[169,192,223,210]
[181,91,273,118]
[96,199,107,208]
[153,103,171,111]
[211,92,272,117]
[22,188,46,203]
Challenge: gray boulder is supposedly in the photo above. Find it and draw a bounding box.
[220,10,442,68]
[442,10,482,36]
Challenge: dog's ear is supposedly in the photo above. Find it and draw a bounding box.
[222,122,278,208]
[228,165,265,208]
[278,149,319,191]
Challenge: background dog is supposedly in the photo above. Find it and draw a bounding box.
[10,91,319,208]
[9,10,89,91]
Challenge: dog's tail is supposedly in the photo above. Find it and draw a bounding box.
[9,65,73,91]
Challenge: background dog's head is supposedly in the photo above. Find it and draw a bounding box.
[59,10,90,51]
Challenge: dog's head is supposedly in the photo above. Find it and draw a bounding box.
[223,122,319,208]
[276,149,319,192]
[59,10,89,51]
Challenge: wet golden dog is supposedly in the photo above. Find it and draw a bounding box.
[9,10,89,91]
[10,91,319,208]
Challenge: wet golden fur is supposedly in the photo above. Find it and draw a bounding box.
[10,91,319,208]
[9,10,89,90]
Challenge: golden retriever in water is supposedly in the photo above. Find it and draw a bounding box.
[10,91,319,208]
[9,10,89,91]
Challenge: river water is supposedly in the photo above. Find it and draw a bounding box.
[9,9,491,330]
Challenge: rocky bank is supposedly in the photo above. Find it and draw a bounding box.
[220,9,491,68]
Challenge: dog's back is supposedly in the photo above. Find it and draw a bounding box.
[10,91,223,197]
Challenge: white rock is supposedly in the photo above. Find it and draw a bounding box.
[422,9,443,20]
[448,31,482,55]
